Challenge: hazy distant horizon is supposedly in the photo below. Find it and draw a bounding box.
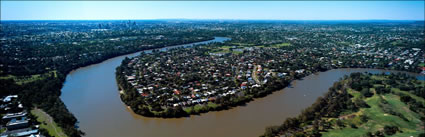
[1,1,424,20]
[1,19,424,21]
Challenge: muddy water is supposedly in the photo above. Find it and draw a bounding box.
[60,38,424,137]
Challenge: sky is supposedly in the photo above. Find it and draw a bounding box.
[1,1,424,20]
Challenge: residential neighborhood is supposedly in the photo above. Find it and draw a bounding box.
[116,26,424,117]
[0,95,42,137]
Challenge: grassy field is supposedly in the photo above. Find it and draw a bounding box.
[0,74,44,85]
[338,41,352,46]
[207,102,219,109]
[208,45,245,55]
[207,43,290,55]
[322,76,424,137]
[183,104,204,113]
[183,103,220,114]
[183,107,192,114]
[392,88,425,104]
[255,43,291,48]
[231,43,254,46]
[0,71,57,85]
[391,40,404,46]
[31,108,68,137]
[271,43,291,48]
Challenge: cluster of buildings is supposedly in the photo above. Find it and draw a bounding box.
[122,47,280,108]
[0,95,42,137]
[121,27,424,109]
[0,21,212,75]
[330,44,424,73]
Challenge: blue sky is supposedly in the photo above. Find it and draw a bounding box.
[1,1,424,20]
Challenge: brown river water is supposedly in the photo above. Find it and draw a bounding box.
[60,37,424,137]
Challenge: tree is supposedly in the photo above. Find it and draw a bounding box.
[360,115,368,123]
[336,119,345,128]
[354,98,370,108]
[383,125,399,135]
[374,130,385,137]
[400,95,412,103]
[360,88,373,97]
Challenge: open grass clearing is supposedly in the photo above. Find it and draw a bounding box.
[31,108,67,137]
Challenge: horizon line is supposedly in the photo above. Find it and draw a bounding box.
[1,19,424,21]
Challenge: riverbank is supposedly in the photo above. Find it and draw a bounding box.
[114,37,424,119]
[116,64,424,118]
[65,37,215,75]
[60,37,230,136]
[116,75,286,118]
[62,65,424,137]
[2,37,218,137]
[261,72,425,137]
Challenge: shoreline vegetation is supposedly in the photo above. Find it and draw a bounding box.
[115,41,423,118]
[116,72,290,118]
[1,36,214,137]
[67,37,215,74]
[117,66,423,119]
[261,73,424,137]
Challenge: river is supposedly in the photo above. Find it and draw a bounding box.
[60,37,424,137]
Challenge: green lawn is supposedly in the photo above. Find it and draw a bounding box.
[323,91,424,137]
[31,108,68,137]
[207,102,219,109]
[0,74,43,85]
[0,71,57,85]
[347,88,362,100]
[194,104,205,112]
[324,75,424,137]
[232,51,243,55]
[391,40,403,46]
[183,104,210,114]
[220,46,234,49]
[208,45,246,55]
[231,43,254,46]
[271,43,291,48]
[284,75,424,137]
[255,43,291,48]
[183,107,192,114]
[323,127,367,137]
[338,41,352,46]
[371,75,387,81]
[391,88,425,104]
